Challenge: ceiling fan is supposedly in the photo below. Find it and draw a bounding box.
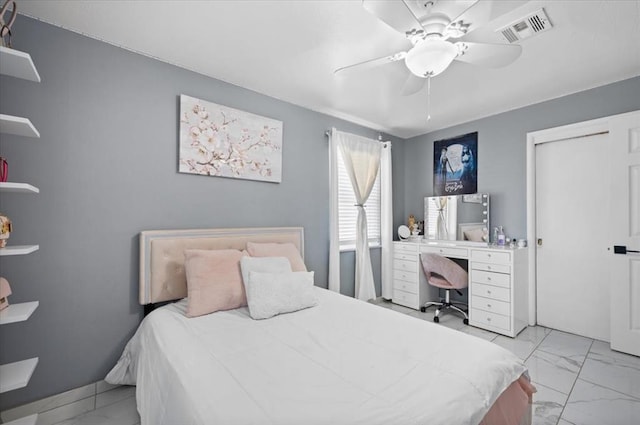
[336,0,522,98]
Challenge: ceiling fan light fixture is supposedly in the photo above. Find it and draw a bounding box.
[405,39,458,78]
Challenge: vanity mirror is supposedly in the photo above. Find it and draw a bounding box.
[424,193,490,244]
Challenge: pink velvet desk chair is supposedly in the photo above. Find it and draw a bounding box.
[419,253,469,324]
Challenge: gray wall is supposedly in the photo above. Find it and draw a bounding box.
[402,77,640,241]
[0,16,403,409]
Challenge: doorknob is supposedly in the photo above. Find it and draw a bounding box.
[537,238,543,246]
[613,245,640,254]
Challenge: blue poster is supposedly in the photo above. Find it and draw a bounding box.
[433,132,478,196]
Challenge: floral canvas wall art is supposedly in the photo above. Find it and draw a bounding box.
[179,95,283,183]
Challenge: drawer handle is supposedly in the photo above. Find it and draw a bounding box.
[487,317,492,322]
[487,304,492,308]
[487,290,492,295]
[487,266,492,270]
[487,253,492,258]
[487,277,492,281]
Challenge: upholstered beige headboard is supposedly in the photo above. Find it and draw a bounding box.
[139,227,304,305]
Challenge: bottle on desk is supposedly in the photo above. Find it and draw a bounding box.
[497,226,506,246]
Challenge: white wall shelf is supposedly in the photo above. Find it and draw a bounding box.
[0,245,39,256]
[0,302,39,325]
[4,413,38,425]
[0,46,41,82]
[0,114,40,138]
[0,358,39,393]
[0,43,41,410]
[0,182,40,193]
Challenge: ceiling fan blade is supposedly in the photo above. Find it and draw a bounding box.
[401,73,426,96]
[447,0,495,38]
[362,0,423,36]
[334,52,407,75]
[454,42,522,68]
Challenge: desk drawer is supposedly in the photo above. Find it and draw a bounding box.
[472,295,511,316]
[472,270,510,288]
[394,280,418,294]
[471,308,511,331]
[394,251,417,262]
[472,282,510,302]
[421,246,468,258]
[394,259,417,272]
[471,262,510,274]
[394,242,419,253]
[393,289,419,309]
[471,250,511,264]
[394,269,418,283]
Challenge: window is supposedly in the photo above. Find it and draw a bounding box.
[337,149,381,250]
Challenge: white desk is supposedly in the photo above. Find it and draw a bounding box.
[392,240,529,338]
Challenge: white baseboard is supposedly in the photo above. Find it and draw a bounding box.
[0,380,130,425]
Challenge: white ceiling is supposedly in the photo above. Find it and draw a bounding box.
[17,0,640,138]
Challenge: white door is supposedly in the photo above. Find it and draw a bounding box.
[536,132,611,340]
[610,111,640,356]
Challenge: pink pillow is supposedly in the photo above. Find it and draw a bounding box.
[246,242,307,272]
[184,249,247,318]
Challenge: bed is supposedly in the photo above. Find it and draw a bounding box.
[106,227,534,425]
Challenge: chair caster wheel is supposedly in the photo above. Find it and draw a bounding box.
[433,316,440,323]
[420,307,426,313]
[463,318,469,325]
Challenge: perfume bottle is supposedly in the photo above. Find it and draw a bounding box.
[497,226,506,246]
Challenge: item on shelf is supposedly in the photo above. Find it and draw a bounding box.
[398,225,410,241]
[509,238,517,248]
[517,239,527,248]
[0,156,7,182]
[0,0,16,48]
[408,215,416,232]
[0,277,11,310]
[0,213,11,247]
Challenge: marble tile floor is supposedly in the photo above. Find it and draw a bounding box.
[52,299,640,425]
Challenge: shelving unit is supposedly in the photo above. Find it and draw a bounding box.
[0,301,39,325]
[0,45,41,424]
[0,182,40,193]
[0,46,40,82]
[0,114,40,138]
[0,245,39,256]
[0,358,39,393]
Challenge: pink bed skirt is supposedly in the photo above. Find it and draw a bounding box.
[479,375,537,425]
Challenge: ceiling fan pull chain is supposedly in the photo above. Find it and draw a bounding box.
[426,74,432,121]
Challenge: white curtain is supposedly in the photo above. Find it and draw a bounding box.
[328,128,341,293]
[330,130,381,301]
[380,142,393,299]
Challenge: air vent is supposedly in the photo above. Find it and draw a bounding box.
[497,8,553,43]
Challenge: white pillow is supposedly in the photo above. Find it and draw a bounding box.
[464,227,486,242]
[246,271,317,320]
[240,256,292,289]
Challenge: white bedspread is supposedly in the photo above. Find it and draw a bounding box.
[106,288,526,425]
